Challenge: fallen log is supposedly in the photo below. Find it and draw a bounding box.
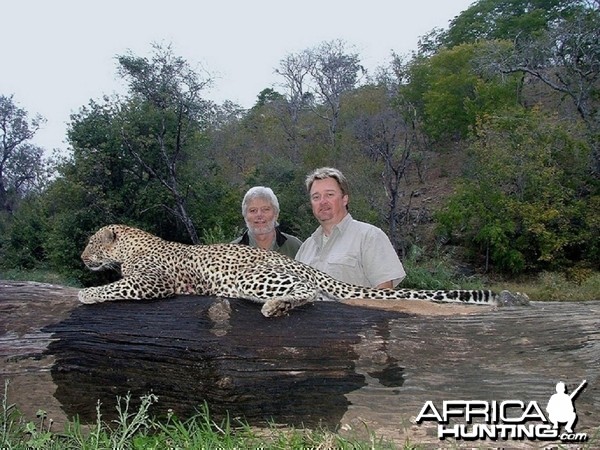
[1,280,599,447]
[47,295,397,428]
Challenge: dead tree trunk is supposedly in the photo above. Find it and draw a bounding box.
[1,281,599,447]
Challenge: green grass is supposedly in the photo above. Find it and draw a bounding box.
[3,380,599,449]
[0,380,407,450]
[400,246,600,301]
[401,257,485,291]
[0,267,81,288]
[490,270,600,302]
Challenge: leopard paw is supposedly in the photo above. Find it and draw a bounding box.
[261,299,291,317]
[78,289,103,304]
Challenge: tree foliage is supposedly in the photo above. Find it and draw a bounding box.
[397,42,523,143]
[342,84,426,256]
[116,43,215,243]
[0,95,48,213]
[442,0,586,47]
[276,39,363,149]
[437,108,597,272]
[475,3,600,174]
[1,1,598,282]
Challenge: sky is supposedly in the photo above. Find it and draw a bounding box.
[3,0,475,154]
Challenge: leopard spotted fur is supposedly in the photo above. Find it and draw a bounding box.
[78,225,529,317]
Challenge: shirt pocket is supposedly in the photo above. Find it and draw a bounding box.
[328,254,359,269]
[326,254,362,284]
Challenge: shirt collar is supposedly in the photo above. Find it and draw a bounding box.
[241,227,287,249]
[312,213,353,239]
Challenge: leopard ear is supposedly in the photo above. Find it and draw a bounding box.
[100,227,118,244]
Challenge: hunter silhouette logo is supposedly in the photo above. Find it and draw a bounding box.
[415,380,589,442]
[546,380,586,434]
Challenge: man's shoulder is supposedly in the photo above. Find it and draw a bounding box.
[282,232,303,247]
[345,216,385,235]
[299,232,318,248]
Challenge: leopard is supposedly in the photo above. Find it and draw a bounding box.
[78,224,529,317]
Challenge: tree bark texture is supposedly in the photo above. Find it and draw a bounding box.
[1,281,599,446]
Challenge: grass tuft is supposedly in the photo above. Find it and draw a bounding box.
[491,271,600,301]
[0,266,81,287]
[400,246,486,291]
[0,380,401,449]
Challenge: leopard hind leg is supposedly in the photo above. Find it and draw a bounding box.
[236,266,319,317]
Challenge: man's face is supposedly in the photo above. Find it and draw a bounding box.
[245,197,277,236]
[309,177,348,226]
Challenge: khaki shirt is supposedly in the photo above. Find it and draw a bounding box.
[295,213,406,287]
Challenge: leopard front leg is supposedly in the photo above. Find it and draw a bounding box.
[260,280,318,317]
[78,274,176,304]
[235,267,319,317]
[260,285,316,317]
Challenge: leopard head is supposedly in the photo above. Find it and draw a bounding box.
[81,224,140,271]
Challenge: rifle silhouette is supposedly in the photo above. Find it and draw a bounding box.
[570,380,587,400]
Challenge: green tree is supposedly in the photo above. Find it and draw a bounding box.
[65,100,150,223]
[19,44,239,282]
[116,43,214,243]
[397,43,521,143]
[341,83,426,256]
[442,0,584,48]
[309,40,364,148]
[0,196,49,269]
[0,95,48,213]
[276,40,364,150]
[437,108,596,272]
[275,51,314,160]
[476,3,600,174]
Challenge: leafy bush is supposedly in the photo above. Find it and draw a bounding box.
[400,245,486,290]
[436,108,598,273]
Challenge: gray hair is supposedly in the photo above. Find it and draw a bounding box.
[241,186,280,217]
[305,167,350,197]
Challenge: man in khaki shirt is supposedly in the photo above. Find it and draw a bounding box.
[295,167,406,288]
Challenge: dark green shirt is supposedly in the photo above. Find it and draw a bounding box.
[231,227,303,259]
